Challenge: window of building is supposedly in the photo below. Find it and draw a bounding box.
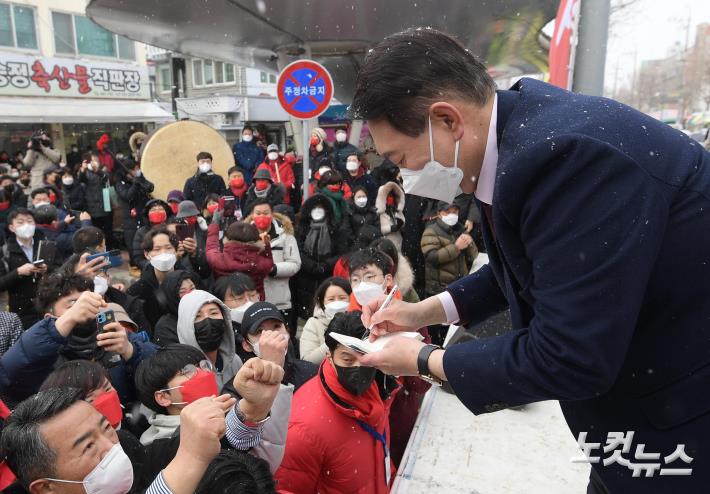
[260,71,267,83]
[159,66,171,92]
[0,3,38,50]
[192,58,237,87]
[269,74,276,84]
[51,12,135,60]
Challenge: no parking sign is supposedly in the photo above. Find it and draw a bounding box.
[277,60,333,119]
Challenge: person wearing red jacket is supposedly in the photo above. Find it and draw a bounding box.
[257,144,295,204]
[205,214,274,299]
[275,311,400,494]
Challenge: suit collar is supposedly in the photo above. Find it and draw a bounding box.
[495,88,521,145]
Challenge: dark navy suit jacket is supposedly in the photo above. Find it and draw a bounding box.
[442,78,710,492]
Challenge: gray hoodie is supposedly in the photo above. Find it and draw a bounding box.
[177,290,242,388]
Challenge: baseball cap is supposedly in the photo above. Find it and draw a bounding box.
[240,302,285,337]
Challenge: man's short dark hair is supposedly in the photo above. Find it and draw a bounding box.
[0,387,84,487]
[36,273,93,313]
[213,272,257,301]
[225,222,259,243]
[30,187,48,199]
[135,344,205,414]
[347,151,364,162]
[370,237,399,274]
[349,247,394,277]
[33,205,57,225]
[228,166,245,176]
[8,207,34,224]
[196,449,276,494]
[242,125,253,134]
[196,151,213,162]
[325,311,367,354]
[350,28,496,137]
[40,360,109,397]
[250,198,272,212]
[72,226,106,254]
[142,225,179,252]
[318,170,343,189]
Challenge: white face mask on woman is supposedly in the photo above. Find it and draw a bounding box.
[310,207,326,222]
[441,213,459,226]
[324,300,350,318]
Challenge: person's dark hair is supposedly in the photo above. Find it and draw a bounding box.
[82,151,97,162]
[142,225,179,251]
[0,174,12,183]
[250,198,272,212]
[195,449,277,494]
[227,166,245,176]
[134,344,206,414]
[0,387,84,488]
[36,273,93,313]
[350,28,496,137]
[196,151,213,162]
[203,192,221,210]
[370,237,399,274]
[213,272,257,301]
[318,170,343,189]
[314,155,334,171]
[72,226,105,254]
[33,205,58,225]
[30,187,48,199]
[347,151,364,162]
[225,222,259,242]
[314,276,352,310]
[7,207,33,225]
[349,247,394,277]
[242,125,254,134]
[40,360,109,396]
[325,311,366,354]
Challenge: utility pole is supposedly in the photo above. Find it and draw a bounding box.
[572,0,611,96]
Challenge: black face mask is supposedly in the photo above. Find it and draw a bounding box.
[334,363,376,396]
[194,317,225,352]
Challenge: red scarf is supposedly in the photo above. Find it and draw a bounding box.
[230,183,248,199]
[320,360,386,430]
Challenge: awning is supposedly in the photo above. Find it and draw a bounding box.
[0,97,175,124]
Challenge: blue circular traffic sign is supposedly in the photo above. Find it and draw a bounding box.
[277,60,333,120]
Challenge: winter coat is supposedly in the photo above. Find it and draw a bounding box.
[376,181,406,249]
[0,230,56,328]
[275,361,400,494]
[205,223,274,299]
[349,199,380,240]
[332,141,361,176]
[23,146,61,190]
[176,290,242,388]
[126,266,164,331]
[394,254,420,304]
[242,183,285,217]
[131,199,172,269]
[294,194,352,320]
[243,213,301,310]
[420,218,478,297]
[183,172,226,212]
[60,182,87,211]
[299,306,331,364]
[257,159,295,204]
[0,316,156,407]
[79,168,111,218]
[233,141,265,184]
[36,218,92,259]
[104,286,152,335]
[115,173,155,221]
[153,270,202,346]
[345,167,378,204]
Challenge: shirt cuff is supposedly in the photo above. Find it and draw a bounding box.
[436,291,460,325]
[146,471,173,494]
[225,403,266,450]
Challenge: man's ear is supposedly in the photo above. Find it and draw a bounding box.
[28,478,54,494]
[429,102,465,141]
[154,390,172,408]
[143,251,150,260]
[385,273,395,288]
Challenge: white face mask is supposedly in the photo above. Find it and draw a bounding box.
[198,162,212,174]
[324,300,350,318]
[267,152,279,161]
[9,170,19,178]
[15,223,35,239]
[354,196,368,208]
[149,252,177,272]
[353,280,386,307]
[62,177,74,186]
[346,160,359,172]
[310,207,326,222]
[59,162,67,168]
[93,276,109,296]
[44,442,134,494]
[335,133,347,143]
[442,213,459,226]
[34,201,50,208]
[400,115,464,204]
[242,134,253,142]
[230,301,254,324]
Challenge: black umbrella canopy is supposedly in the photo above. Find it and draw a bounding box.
[87,0,557,103]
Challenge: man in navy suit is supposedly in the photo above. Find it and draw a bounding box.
[352,28,710,493]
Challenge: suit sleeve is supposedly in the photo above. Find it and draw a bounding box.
[443,137,670,412]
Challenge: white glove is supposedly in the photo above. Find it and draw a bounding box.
[197,216,208,231]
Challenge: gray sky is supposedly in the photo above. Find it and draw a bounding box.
[605,0,710,90]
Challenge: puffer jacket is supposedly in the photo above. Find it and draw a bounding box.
[0,316,156,407]
[275,361,400,494]
[79,167,111,218]
[243,212,301,310]
[256,158,295,204]
[376,181,406,249]
[154,270,202,346]
[299,306,331,364]
[205,223,274,299]
[420,218,478,297]
[23,146,61,190]
[233,140,265,184]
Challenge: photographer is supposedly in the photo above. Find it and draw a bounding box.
[22,130,61,190]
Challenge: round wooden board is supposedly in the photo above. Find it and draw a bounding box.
[140,121,235,202]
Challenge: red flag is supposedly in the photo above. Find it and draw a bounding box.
[548,0,580,90]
